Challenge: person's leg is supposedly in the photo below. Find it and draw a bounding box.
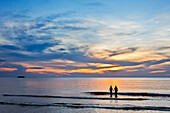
[115,91,117,98]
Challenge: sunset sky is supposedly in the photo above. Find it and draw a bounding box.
[0,0,170,77]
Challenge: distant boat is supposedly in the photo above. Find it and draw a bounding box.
[17,76,25,78]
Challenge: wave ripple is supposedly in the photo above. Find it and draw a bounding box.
[0,101,169,111]
[85,92,170,97]
[3,94,146,100]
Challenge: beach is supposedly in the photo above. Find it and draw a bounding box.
[0,78,170,113]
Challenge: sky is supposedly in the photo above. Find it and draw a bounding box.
[0,0,170,77]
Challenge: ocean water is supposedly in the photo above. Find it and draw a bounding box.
[0,78,170,113]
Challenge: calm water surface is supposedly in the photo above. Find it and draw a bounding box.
[0,78,170,113]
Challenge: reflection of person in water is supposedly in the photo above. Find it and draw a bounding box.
[114,85,118,98]
[109,85,113,97]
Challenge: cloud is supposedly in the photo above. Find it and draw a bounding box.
[28,67,44,69]
[108,47,138,57]
[0,67,17,71]
[107,50,167,62]
[0,59,5,62]
[0,61,49,77]
[126,69,139,72]
[9,58,145,76]
[158,46,170,50]
[0,12,91,60]
[24,42,60,52]
[0,10,30,23]
[58,48,66,51]
[0,45,20,50]
[24,62,144,75]
[148,61,170,69]
[35,11,74,22]
[62,26,88,31]
[0,10,170,77]
[86,47,168,62]
[149,70,166,73]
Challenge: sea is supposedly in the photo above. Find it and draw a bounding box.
[0,78,170,113]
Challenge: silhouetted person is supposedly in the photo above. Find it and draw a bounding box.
[114,85,118,98]
[109,85,113,97]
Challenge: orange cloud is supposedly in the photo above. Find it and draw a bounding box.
[0,68,17,71]
[12,62,42,68]
[88,63,118,67]
[26,66,120,74]
[12,59,145,75]
[25,64,142,74]
[24,62,144,74]
[101,66,123,72]
[149,70,166,73]
[88,49,167,62]
[43,59,75,64]
[12,59,119,70]
[126,69,139,72]
[68,68,103,74]
[108,51,167,62]
[26,67,104,74]
[101,64,144,73]
[26,68,66,73]
[149,61,170,69]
